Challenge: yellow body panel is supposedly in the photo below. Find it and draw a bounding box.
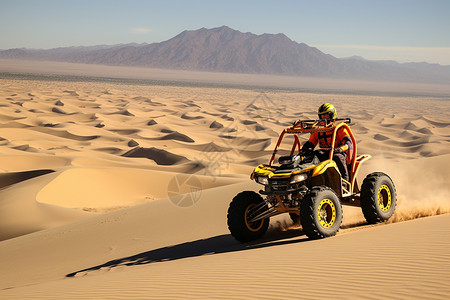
[252,159,338,180]
[251,164,275,179]
[312,160,338,177]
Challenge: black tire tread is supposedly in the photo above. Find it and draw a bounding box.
[300,186,343,240]
[227,191,269,243]
[360,172,397,224]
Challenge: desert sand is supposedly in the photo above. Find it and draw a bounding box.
[0,68,449,299]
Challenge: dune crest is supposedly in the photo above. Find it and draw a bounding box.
[122,146,190,165]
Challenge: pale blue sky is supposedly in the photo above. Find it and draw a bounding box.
[1,0,449,64]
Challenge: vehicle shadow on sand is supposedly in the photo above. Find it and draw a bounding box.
[66,227,308,278]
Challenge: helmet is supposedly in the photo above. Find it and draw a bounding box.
[318,103,337,120]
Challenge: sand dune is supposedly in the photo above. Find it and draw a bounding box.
[0,169,54,189]
[0,76,449,299]
[122,147,191,165]
[0,170,92,241]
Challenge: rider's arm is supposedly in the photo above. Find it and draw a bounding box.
[336,126,353,153]
[338,136,353,152]
[302,141,315,152]
[302,132,318,153]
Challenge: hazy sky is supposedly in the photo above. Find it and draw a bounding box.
[1,0,449,65]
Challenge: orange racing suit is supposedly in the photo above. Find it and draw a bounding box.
[302,126,353,181]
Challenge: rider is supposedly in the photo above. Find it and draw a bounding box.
[300,103,353,182]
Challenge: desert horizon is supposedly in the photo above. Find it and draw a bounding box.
[0,63,449,298]
[2,59,450,98]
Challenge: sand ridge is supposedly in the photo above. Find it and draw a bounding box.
[0,77,449,299]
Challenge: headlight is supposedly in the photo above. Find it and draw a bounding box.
[256,176,269,185]
[290,173,308,184]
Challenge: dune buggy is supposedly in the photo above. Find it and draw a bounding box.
[227,118,397,241]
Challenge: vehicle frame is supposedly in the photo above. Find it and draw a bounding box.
[227,118,396,241]
[249,118,370,221]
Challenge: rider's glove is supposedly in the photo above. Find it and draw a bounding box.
[301,148,311,155]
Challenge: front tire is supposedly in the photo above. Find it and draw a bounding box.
[227,191,269,243]
[360,172,397,224]
[300,186,343,239]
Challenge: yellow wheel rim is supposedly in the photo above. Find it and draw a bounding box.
[245,204,264,232]
[317,198,336,228]
[378,184,392,212]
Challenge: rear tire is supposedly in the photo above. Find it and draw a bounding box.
[300,186,343,239]
[360,172,397,224]
[227,191,269,243]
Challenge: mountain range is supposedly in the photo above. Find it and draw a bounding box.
[1,26,449,84]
